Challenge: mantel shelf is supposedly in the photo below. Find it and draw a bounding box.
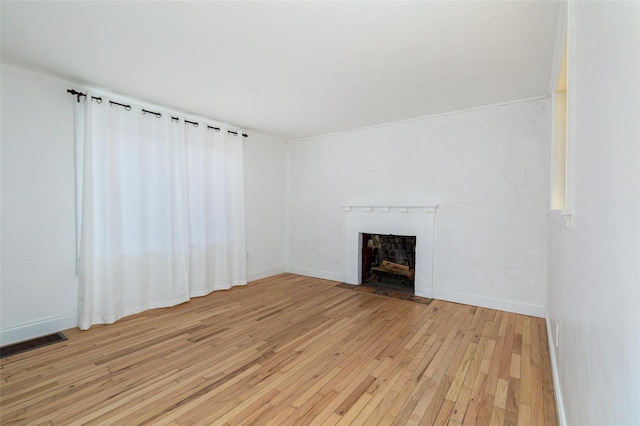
[342,205,439,213]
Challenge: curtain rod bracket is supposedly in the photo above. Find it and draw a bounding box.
[67,89,85,103]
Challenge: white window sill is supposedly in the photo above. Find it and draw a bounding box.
[548,209,572,229]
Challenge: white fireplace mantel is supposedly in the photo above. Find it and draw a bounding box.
[342,205,439,213]
[344,204,439,298]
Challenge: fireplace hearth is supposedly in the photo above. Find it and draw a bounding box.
[361,233,416,293]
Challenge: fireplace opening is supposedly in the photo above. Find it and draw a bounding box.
[361,233,416,293]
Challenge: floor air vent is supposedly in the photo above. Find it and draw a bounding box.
[0,332,67,359]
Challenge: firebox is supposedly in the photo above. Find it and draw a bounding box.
[361,233,416,292]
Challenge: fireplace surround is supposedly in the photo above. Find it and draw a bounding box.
[344,205,438,298]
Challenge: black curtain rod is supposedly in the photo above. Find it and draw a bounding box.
[67,89,102,103]
[67,88,248,138]
[142,108,161,118]
[109,100,131,111]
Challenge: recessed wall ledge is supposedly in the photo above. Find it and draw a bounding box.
[342,205,439,213]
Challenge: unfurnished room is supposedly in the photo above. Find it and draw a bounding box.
[1,1,638,425]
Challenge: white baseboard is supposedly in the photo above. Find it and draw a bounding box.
[285,266,344,283]
[248,267,286,282]
[0,313,77,346]
[433,289,545,318]
[284,268,545,317]
[545,310,567,426]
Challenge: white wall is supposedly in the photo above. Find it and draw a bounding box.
[546,2,640,425]
[0,65,287,345]
[287,98,550,316]
[1,65,78,344]
[244,133,287,281]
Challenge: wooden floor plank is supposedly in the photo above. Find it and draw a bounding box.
[0,274,558,425]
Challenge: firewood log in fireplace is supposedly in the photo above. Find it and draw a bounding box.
[372,260,415,282]
[380,260,410,273]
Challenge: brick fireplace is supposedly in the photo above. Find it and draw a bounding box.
[361,233,416,291]
[343,205,438,298]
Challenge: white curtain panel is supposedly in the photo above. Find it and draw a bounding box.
[184,124,247,296]
[74,94,247,330]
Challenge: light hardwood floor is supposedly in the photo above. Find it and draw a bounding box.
[0,274,557,425]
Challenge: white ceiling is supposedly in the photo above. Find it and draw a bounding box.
[1,1,562,140]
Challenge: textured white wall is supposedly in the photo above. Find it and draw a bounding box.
[287,98,550,316]
[0,65,288,344]
[546,2,640,424]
